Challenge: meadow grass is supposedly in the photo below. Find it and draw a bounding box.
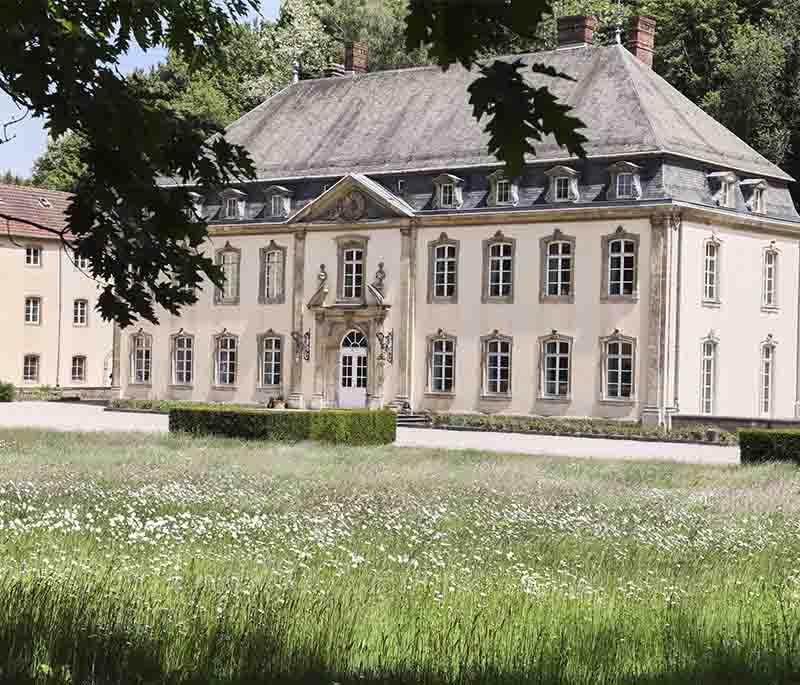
[0,429,799,684]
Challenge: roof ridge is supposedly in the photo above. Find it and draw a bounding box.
[0,183,73,198]
[613,45,666,153]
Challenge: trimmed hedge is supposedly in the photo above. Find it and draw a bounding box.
[0,382,15,402]
[169,407,396,445]
[740,429,800,464]
[110,398,256,414]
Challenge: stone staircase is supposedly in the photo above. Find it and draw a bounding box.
[396,413,432,428]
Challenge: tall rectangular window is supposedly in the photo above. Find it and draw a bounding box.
[225,197,239,218]
[440,183,455,207]
[546,241,572,297]
[608,239,636,296]
[430,337,455,393]
[264,250,284,301]
[488,242,513,298]
[73,299,88,326]
[484,337,511,395]
[433,244,457,299]
[763,250,778,308]
[261,337,282,386]
[543,339,570,398]
[131,334,152,384]
[271,195,284,217]
[71,355,86,383]
[605,339,635,399]
[701,341,716,414]
[616,173,634,198]
[218,249,240,303]
[215,335,238,386]
[25,247,41,266]
[496,179,511,205]
[342,248,364,299]
[761,343,775,415]
[753,187,766,213]
[23,354,39,382]
[173,335,193,385]
[555,177,571,202]
[24,297,41,325]
[703,242,719,302]
[723,181,735,208]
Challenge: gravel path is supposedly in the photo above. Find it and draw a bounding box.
[0,402,740,465]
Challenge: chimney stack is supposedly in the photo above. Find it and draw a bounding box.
[557,16,598,49]
[627,16,657,68]
[344,42,368,74]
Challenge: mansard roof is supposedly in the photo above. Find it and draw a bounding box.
[0,184,73,239]
[224,43,792,184]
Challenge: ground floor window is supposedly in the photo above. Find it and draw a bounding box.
[71,355,86,383]
[215,334,238,386]
[23,354,39,382]
[760,338,776,415]
[540,335,571,399]
[701,339,717,414]
[429,334,456,393]
[261,336,282,387]
[173,334,193,385]
[482,333,512,396]
[602,333,635,400]
[131,333,152,384]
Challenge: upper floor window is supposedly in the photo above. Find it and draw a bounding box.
[703,239,721,304]
[130,332,152,384]
[540,229,575,303]
[602,227,639,301]
[760,336,776,416]
[607,161,642,200]
[482,231,515,303]
[337,236,368,301]
[259,333,283,387]
[432,173,464,209]
[616,173,634,198]
[481,332,512,397]
[708,171,737,209]
[539,332,572,400]
[23,354,39,383]
[264,185,292,218]
[220,188,246,219]
[396,179,406,195]
[75,254,90,270]
[259,241,287,305]
[71,355,86,383]
[428,331,456,394]
[215,243,241,305]
[700,336,718,415]
[496,179,511,205]
[25,246,41,266]
[763,244,779,309]
[440,183,455,207]
[487,170,518,207]
[271,195,283,217]
[73,299,88,326]
[172,333,194,386]
[601,331,636,401]
[25,296,41,325]
[428,233,458,304]
[545,166,579,203]
[214,333,238,387]
[555,177,571,202]
[225,197,239,218]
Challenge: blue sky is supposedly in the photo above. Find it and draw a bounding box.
[0,0,281,177]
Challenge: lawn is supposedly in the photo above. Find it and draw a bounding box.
[0,429,798,684]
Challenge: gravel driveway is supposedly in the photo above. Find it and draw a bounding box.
[0,402,740,465]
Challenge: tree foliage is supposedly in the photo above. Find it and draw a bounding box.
[30,131,88,193]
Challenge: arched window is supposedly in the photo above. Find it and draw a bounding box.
[601,331,636,401]
[427,331,456,394]
[171,333,194,386]
[700,336,718,415]
[602,227,639,300]
[214,333,238,387]
[259,241,286,304]
[342,330,368,348]
[763,244,779,310]
[130,332,152,384]
[703,239,721,304]
[760,336,777,416]
[215,243,241,305]
[482,231,515,303]
[539,332,572,400]
[481,331,512,397]
[259,332,283,387]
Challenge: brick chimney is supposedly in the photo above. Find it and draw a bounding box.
[557,16,598,49]
[627,16,657,68]
[344,42,368,74]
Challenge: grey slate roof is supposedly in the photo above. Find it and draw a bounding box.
[225,43,792,183]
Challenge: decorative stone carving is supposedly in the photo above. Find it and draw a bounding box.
[324,191,369,221]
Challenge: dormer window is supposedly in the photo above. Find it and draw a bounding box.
[497,180,510,204]
[264,185,293,218]
[220,188,246,220]
[740,179,768,214]
[487,170,518,207]
[707,171,737,209]
[225,198,238,217]
[545,166,579,203]
[432,174,464,209]
[607,161,642,200]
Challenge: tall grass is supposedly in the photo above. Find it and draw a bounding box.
[0,429,798,684]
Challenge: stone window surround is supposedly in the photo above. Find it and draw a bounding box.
[212,331,239,390]
[22,353,40,383]
[481,230,516,304]
[257,329,285,393]
[759,334,777,416]
[336,234,370,303]
[264,185,293,218]
[487,170,519,207]
[70,354,87,384]
[214,242,241,306]
[538,331,573,402]
[220,187,247,220]
[699,331,719,415]
[169,330,195,388]
[600,226,640,303]
[599,329,637,404]
[539,228,576,304]
[544,165,580,203]
[259,240,288,305]
[25,244,43,267]
[606,161,643,200]
[73,298,89,327]
[740,178,768,214]
[129,331,153,386]
[427,232,459,304]
[707,171,737,209]
[762,242,780,312]
[432,173,465,209]
[24,295,42,326]
[480,330,513,400]
[701,235,722,308]
[425,329,457,397]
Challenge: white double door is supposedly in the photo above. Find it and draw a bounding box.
[339,346,368,408]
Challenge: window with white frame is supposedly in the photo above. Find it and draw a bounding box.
[25,246,41,266]
[440,183,455,208]
[545,240,572,297]
[73,299,88,326]
[23,354,39,383]
[429,335,455,393]
[763,247,778,308]
[270,194,284,217]
[130,333,152,384]
[541,336,571,399]
[215,335,238,386]
[703,240,720,302]
[723,180,735,208]
[603,335,635,400]
[263,248,284,302]
[496,179,511,205]
[607,238,637,296]
[71,355,86,383]
[24,297,41,325]
[224,197,240,218]
[216,246,241,304]
[753,186,766,213]
[260,336,282,387]
[760,339,776,415]
[555,176,571,202]
[482,334,512,396]
[75,253,90,270]
[488,242,513,298]
[172,334,193,385]
[342,247,364,299]
[433,242,457,299]
[700,339,717,415]
[616,173,634,199]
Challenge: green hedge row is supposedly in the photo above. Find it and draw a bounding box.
[740,429,800,464]
[169,407,396,445]
[110,398,256,414]
[0,382,15,402]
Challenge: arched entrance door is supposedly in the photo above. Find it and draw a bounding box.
[339,330,368,408]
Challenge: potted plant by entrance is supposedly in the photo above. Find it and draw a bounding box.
[271,396,286,410]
